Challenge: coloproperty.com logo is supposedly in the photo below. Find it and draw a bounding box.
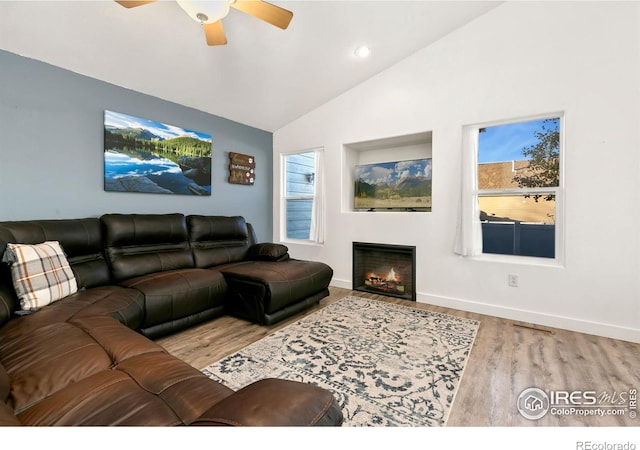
[517,387,638,420]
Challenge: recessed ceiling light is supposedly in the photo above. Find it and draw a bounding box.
[354,45,371,59]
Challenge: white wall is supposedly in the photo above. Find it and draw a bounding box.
[273,2,640,343]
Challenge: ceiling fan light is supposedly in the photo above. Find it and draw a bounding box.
[176,0,231,24]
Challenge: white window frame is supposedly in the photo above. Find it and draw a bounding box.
[464,112,565,266]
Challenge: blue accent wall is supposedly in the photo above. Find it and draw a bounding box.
[0,50,273,241]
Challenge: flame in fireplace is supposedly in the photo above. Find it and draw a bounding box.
[363,267,404,294]
[366,268,400,283]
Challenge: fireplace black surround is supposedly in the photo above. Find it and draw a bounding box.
[352,242,416,301]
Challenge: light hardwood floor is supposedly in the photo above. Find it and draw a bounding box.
[155,287,640,426]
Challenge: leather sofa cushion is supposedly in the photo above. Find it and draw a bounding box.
[0,218,111,290]
[192,378,343,426]
[119,268,227,332]
[0,364,19,428]
[102,214,195,282]
[2,319,118,413]
[1,315,234,425]
[187,215,252,268]
[17,352,236,426]
[0,402,19,426]
[0,286,144,341]
[0,350,16,425]
[0,361,9,404]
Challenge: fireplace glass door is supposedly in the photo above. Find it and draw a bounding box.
[352,242,416,301]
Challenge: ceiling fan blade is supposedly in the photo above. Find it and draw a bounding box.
[231,0,293,30]
[115,1,157,8]
[204,21,228,46]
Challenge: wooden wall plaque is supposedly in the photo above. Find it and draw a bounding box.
[228,152,255,185]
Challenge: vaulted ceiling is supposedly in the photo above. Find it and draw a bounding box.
[0,1,500,131]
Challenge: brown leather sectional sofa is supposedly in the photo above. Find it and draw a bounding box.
[0,213,341,426]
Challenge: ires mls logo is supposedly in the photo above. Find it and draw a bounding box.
[517,387,638,420]
[550,390,598,405]
[517,388,550,420]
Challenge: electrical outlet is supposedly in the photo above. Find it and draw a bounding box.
[508,274,519,287]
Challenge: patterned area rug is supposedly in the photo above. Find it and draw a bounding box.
[202,296,480,426]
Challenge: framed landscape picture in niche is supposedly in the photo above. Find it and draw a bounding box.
[104,110,212,195]
[354,158,432,211]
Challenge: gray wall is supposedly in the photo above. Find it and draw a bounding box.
[0,50,273,241]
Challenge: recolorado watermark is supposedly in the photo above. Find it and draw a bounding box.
[517,387,637,421]
[576,442,636,450]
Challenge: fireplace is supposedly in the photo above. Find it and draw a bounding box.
[352,242,416,301]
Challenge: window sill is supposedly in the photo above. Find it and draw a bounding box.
[280,239,324,248]
[467,252,565,268]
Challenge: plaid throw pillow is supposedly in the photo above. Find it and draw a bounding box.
[2,241,78,311]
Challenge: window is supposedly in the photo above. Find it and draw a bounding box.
[478,116,562,259]
[456,114,563,261]
[283,150,324,242]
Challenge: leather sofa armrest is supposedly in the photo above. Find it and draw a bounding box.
[246,243,289,262]
[190,378,343,426]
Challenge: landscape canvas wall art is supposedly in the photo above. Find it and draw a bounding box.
[104,110,212,195]
[354,158,432,211]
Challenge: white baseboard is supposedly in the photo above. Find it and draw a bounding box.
[331,279,353,290]
[330,279,640,344]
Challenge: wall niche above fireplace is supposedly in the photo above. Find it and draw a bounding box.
[343,131,432,213]
[353,241,416,301]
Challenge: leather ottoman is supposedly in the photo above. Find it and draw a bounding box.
[219,259,333,325]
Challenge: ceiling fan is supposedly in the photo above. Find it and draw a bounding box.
[115,0,293,46]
